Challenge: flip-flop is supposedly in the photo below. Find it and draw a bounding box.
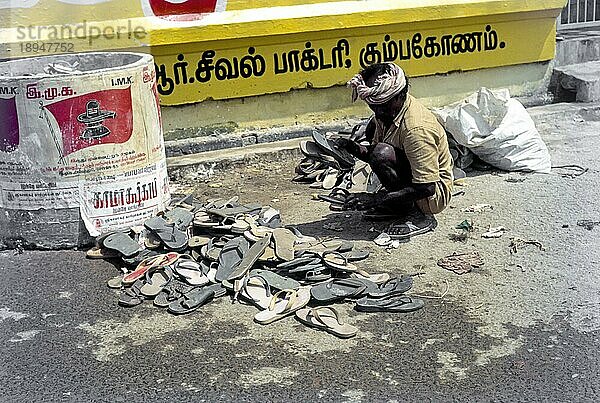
[140,266,174,297]
[86,246,119,259]
[249,269,301,291]
[144,216,188,251]
[387,214,437,239]
[154,280,195,308]
[226,233,272,282]
[107,275,124,289]
[285,226,317,244]
[257,245,277,262]
[317,188,351,205]
[215,236,250,283]
[295,239,344,255]
[341,250,370,262]
[121,249,162,266]
[207,203,263,220]
[272,228,296,262]
[257,207,282,229]
[366,276,413,297]
[164,207,194,230]
[322,168,340,190]
[322,251,360,273]
[295,306,358,338]
[102,232,142,257]
[299,140,341,169]
[276,255,320,270]
[355,295,424,313]
[310,278,367,303]
[254,287,311,325]
[311,130,355,168]
[118,279,145,307]
[303,267,332,282]
[172,258,210,286]
[337,240,354,253]
[350,272,390,285]
[167,283,226,315]
[122,252,180,285]
[233,275,273,309]
[287,261,325,275]
[188,235,211,248]
[350,161,371,192]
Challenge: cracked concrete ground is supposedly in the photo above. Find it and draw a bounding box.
[0,102,599,402]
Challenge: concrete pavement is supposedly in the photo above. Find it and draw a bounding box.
[1,101,599,402]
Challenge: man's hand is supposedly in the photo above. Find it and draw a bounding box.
[333,137,360,156]
[344,192,382,211]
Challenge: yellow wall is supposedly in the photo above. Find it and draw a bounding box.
[0,0,566,105]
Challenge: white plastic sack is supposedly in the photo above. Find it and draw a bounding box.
[434,88,551,173]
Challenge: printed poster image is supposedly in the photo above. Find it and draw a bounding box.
[0,53,170,236]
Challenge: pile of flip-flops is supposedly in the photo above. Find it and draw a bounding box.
[294,129,381,214]
[87,195,424,339]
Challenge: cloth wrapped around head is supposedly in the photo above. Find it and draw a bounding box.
[347,63,407,105]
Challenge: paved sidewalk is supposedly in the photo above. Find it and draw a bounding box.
[1,102,599,402]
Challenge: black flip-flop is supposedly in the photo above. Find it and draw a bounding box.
[102,232,142,257]
[226,233,272,282]
[310,278,367,303]
[167,283,226,315]
[355,295,424,313]
[215,236,249,282]
[144,216,189,251]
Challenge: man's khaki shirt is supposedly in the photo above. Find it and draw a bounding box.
[373,94,453,214]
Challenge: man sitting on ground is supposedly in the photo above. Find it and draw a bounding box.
[337,62,454,236]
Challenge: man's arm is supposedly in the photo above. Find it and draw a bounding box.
[336,116,377,162]
[345,182,434,211]
[379,182,435,207]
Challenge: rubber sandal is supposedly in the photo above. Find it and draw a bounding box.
[188,235,211,248]
[107,275,123,289]
[215,236,250,283]
[226,233,272,282]
[341,250,370,262]
[122,252,180,285]
[118,279,145,307]
[154,280,195,308]
[355,294,424,313]
[121,249,162,266]
[303,267,332,283]
[272,227,296,261]
[233,275,273,309]
[254,287,311,325]
[317,188,351,205]
[172,258,210,286]
[86,246,119,259]
[164,207,194,230]
[387,214,437,239]
[311,130,355,168]
[366,276,413,297]
[167,283,226,315]
[350,272,390,285]
[299,140,341,169]
[310,278,367,303]
[295,306,358,338]
[144,216,189,251]
[322,251,359,273]
[249,269,301,291]
[277,254,321,271]
[140,266,174,297]
[102,232,142,258]
[295,239,344,255]
[284,226,317,244]
[322,168,340,190]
